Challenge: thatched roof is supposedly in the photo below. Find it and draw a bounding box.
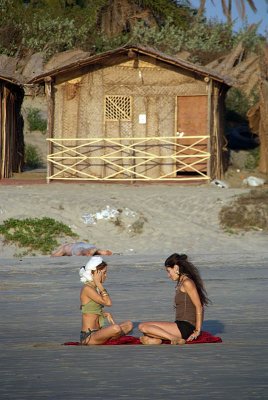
[0,54,23,85]
[0,72,22,86]
[205,42,259,95]
[0,49,91,85]
[28,45,232,86]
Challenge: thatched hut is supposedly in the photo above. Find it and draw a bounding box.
[29,45,231,183]
[0,74,24,179]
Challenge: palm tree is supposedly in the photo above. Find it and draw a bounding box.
[195,0,259,24]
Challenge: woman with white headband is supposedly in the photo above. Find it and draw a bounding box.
[79,256,133,345]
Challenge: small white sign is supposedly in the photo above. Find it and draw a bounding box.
[139,114,146,124]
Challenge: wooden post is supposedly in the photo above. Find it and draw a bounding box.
[206,78,212,180]
[45,77,53,183]
[259,80,268,174]
[1,87,7,178]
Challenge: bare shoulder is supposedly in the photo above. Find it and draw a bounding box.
[182,277,196,291]
[82,285,96,295]
[80,285,97,302]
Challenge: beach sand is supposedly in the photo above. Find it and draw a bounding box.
[0,253,267,399]
[0,182,268,398]
[0,182,267,258]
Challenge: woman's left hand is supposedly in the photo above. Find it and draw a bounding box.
[104,312,115,325]
[187,329,200,341]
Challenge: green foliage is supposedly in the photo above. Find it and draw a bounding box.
[233,19,265,51]
[136,0,196,28]
[226,88,250,120]
[225,86,259,121]
[219,190,268,232]
[130,18,185,53]
[23,15,93,56]
[184,20,234,63]
[0,0,105,56]
[130,17,236,62]
[25,144,43,169]
[27,108,47,132]
[0,217,78,255]
[91,33,130,54]
[0,0,266,60]
[245,147,260,170]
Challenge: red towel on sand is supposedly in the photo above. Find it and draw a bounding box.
[63,331,222,346]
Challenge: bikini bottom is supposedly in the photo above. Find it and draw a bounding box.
[175,320,195,340]
[80,328,100,344]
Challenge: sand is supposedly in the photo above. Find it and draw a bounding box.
[0,182,267,258]
[0,253,267,399]
[1,182,268,399]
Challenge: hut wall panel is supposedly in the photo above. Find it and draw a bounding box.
[146,96,160,178]
[53,84,64,137]
[132,95,148,177]
[85,70,105,177]
[75,74,90,177]
[0,83,3,178]
[103,65,207,95]
[0,82,24,179]
[53,76,74,177]
[159,95,175,177]
[51,60,211,180]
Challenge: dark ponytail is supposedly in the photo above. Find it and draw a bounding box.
[165,253,210,306]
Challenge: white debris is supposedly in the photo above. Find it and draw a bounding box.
[210,179,229,189]
[82,206,136,225]
[81,213,96,225]
[243,176,265,187]
[123,208,136,217]
[95,206,119,220]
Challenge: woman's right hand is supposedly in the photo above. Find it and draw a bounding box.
[92,270,103,286]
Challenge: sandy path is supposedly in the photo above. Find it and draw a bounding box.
[0,183,266,257]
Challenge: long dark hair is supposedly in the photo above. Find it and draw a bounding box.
[165,253,210,306]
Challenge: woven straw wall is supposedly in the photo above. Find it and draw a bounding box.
[52,58,210,179]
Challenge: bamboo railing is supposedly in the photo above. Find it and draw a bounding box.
[46,136,210,182]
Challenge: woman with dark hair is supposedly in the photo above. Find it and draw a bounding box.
[79,256,133,345]
[139,253,210,345]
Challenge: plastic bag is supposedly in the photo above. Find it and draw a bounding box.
[243,176,265,187]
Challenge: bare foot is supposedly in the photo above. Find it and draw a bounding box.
[170,338,185,345]
[140,336,162,345]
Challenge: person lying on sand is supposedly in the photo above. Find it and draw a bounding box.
[138,253,210,345]
[79,256,133,345]
[51,242,112,257]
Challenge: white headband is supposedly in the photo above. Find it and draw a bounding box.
[79,256,103,283]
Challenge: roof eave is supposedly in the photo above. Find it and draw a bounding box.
[28,45,231,87]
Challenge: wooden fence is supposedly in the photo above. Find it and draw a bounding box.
[46,136,210,182]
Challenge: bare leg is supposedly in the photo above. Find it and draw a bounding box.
[111,320,133,338]
[95,249,113,256]
[82,248,99,256]
[82,248,113,257]
[139,321,185,345]
[82,321,133,345]
[51,244,68,257]
[85,321,131,345]
[140,336,162,345]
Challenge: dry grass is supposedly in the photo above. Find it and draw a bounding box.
[219,190,268,232]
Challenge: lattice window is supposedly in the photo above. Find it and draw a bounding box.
[105,95,132,121]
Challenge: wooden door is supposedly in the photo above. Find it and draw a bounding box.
[176,96,209,175]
